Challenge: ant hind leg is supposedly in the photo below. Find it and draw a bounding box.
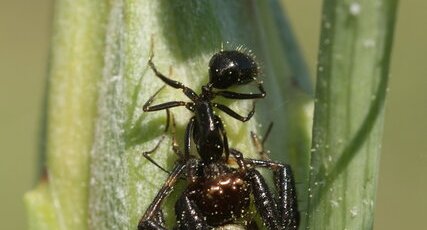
[142,109,176,174]
[138,163,186,230]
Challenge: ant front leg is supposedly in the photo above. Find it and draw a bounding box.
[214,82,266,99]
[138,163,186,230]
[212,102,255,122]
[148,55,199,101]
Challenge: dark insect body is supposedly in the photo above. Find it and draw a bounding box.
[138,49,299,230]
[142,50,265,166]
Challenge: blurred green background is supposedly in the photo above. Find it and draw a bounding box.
[0,0,425,229]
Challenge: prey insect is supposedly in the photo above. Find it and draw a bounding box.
[138,122,299,230]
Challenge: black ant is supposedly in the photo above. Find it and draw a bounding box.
[137,49,299,229]
[142,49,266,167]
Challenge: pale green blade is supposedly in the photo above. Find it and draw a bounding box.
[25,1,312,229]
[306,0,398,229]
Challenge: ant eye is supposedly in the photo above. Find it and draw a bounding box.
[208,50,258,89]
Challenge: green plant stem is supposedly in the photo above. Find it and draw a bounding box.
[25,1,110,230]
[306,0,398,229]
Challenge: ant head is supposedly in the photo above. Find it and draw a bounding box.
[208,50,259,89]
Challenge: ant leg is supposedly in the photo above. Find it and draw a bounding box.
[229,149,247,170]
[144,101,191,112]
[184,117,195,160]
[275,164,299,229]
[138,163,186,230]
[139,210,166,230]
[142,137,171,174]
[143,85,195,112]
[153,210,166,228]
[231,138,298,230]
[148,56,199,101]
[174,195,212,230]
[212,102,255,122]
[169,111,184,159]
[245,168,281,230]
[214,82,266,99]
[142,109,170,174]
[245,159,299,229]
[215,115,230,162]
[248,124,299,229]
[142,110,183,174]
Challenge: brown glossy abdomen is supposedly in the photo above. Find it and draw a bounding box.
[187,172,252,226]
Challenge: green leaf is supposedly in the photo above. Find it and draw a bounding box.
[306,0,398,229]
[24,181,59,230]
[25,0,312,229]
